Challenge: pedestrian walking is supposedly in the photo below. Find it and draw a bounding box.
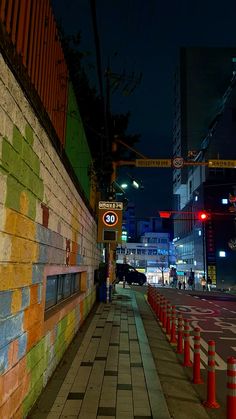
[178,280,182,290]
[201,276,206,291]
[207,276,212,291]
[188,269,195,290]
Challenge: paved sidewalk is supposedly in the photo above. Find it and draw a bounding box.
[29,285,215,419]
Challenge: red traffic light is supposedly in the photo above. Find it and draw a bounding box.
[159,211,171,218]
[198,211,208,221]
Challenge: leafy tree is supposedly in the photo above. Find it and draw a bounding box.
[58,27,141,186]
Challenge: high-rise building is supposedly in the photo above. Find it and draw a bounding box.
[173,47,236,288]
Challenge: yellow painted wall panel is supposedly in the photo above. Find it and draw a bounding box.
[0,264,32,291]
[11,289,22,314]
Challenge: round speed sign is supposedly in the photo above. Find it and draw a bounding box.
[172,156,184,169]
[102,210,118,227]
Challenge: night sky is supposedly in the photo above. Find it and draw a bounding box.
[52,0,236,217]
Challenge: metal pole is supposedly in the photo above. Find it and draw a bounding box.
[202,222,206,278]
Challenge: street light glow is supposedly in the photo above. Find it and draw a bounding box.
[132,179,140,189]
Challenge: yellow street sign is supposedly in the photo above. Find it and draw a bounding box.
[97,207,123,243]
[208,160,236,168]
[136,159,172,167]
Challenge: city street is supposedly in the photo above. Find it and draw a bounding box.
[134,286,236,415]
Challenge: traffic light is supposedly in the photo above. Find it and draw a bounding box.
[198,211,209,221]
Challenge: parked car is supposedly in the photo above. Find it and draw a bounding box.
[116,263,147,286]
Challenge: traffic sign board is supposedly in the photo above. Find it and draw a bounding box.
[97,206,123,243]
[102,211,118,227]
[136,159,172,167]
[98,201,123,210]
[208,160,236,168]
[172,156,184,169]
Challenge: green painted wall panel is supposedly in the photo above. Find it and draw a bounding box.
[65,83,92,200]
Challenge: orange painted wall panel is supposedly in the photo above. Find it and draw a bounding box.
[0,0,68,146]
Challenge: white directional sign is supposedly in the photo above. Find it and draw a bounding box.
[98,201,123,210]
[136,159,172,167]
[208,160,236,168]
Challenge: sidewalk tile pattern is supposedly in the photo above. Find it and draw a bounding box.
[46,286,171,419]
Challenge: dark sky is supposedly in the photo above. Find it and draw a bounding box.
[52,0,236,217]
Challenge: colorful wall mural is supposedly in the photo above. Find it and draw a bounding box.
[65,83,92,202]
[0,53,100,418]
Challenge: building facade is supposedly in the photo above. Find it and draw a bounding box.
[173,47,236,288]
[116,232,175,284]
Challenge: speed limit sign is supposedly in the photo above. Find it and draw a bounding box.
[172,156,184,169]
[102,210,118,227]
[97,202,123,242]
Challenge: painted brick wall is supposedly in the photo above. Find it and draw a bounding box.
[0,52,100,418]
[65,82,92,201]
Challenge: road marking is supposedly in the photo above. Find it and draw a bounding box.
[219,337,236,340]
[189,336,227,370]
[190,319,223,334]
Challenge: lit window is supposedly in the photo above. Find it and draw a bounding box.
[222,199,228,204]
[219,251,226,257]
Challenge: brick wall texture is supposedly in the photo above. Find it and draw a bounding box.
[0,52,100,418]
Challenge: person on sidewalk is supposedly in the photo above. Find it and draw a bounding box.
[201,275,207,291]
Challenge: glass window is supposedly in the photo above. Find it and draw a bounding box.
[57,276,63,302]
[45,275,57,309]
[45,272,81,311]
[63,274,71,298]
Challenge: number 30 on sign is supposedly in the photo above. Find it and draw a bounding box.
[102,211,118,227]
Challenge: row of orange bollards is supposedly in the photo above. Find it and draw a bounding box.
[147,285,236,418]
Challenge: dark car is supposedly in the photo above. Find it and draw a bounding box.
[116,263,147,286]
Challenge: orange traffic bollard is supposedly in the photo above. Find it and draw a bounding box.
[192,327,203,384]
[227,357,236,419]
[159,296,164,324]
[154,291,160,317]
[203,340,220,409]
[170,306,177,345]
[176,313,183,354]
[166,304,171,336]
[183,319,192,367]
[162,300,167,330]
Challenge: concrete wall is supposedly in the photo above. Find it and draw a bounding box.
[0,52,100,418]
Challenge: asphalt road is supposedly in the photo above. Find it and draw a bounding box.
[134,285,236,416]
